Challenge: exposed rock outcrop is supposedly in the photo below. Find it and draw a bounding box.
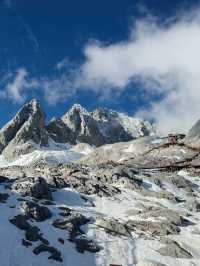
[184,119,200,149]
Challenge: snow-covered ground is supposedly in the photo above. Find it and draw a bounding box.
[1,169,200,266]
[0,140,93,167]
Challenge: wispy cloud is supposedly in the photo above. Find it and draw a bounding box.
[0,68,38,104]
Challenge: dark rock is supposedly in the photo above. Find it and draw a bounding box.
[22,238,32,247]
[58,238,65,245]
[0,176,9,183]
[10,215,31,230]
[0,193,9,203]
[25,226,41,242]
[13,177,52,200]
[47,118,76,144]
[73,237,101,253]
[21,201,52,222]
[29,177,52,200]
[33,244,62,262]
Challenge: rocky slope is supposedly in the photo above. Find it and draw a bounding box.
[1,133,200,265]
[1,100,200,265]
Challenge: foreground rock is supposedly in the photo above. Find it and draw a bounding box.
[21,201,52,222]
[12,176,52,200]
[33,244,62,262]
[157,239,193,258]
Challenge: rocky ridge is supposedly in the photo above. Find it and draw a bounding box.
[0,99,154,163]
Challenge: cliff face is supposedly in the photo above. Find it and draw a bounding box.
[0,99,49,160]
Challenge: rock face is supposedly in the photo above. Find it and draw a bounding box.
[46,118,76,144]
[184,119,200,149]
[0,99,49,160]
[47,103,154,146]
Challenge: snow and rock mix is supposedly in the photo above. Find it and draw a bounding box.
[0,99,200,266]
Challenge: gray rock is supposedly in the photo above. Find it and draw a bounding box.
[157,240,193,258]
[95,218,131,237]
[52,212,90,239]
[185,199,200,212]
[126,220,180,236]
[184,119,200,149]
[140,208,189,227]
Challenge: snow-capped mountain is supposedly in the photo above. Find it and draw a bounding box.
[48,103,155,146]
[0,99,155,165]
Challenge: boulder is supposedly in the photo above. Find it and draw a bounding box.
[33,244,62,262]
[157,239,193,258]
[12,177,52,200]
[21,201,52,222]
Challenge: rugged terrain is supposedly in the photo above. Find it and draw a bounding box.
[0,100,200,266]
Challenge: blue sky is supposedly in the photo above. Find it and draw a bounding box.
[1,0,200,133]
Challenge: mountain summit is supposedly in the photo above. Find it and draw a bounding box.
[48,103,155,146]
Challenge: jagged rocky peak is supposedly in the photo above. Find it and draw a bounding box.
[60,103,105,146]
[46,103,155,146]
[184,119,200,149]
[0,99,49,160]
[61,103,90,131]
[91,107,154,138]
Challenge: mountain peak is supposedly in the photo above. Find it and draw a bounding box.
[0,99,48,160]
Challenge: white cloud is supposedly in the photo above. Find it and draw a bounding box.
[73,10,200,134]
[42,75,77,105]
[2,68,38,104]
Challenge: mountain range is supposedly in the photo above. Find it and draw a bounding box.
[0,99,155,164]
